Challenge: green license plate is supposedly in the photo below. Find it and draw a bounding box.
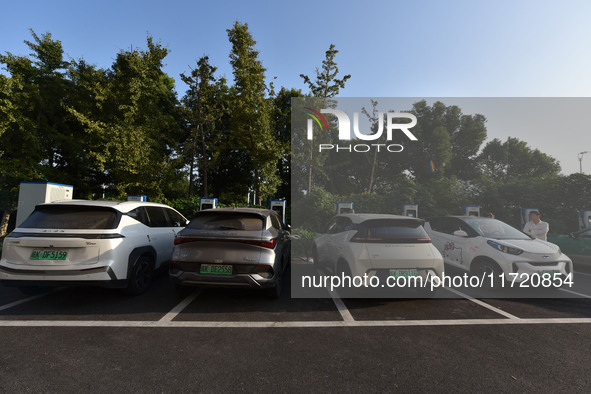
[200,264,232,275]
[389,269,419,278]
[30,250,68,261]
[539,270,559,278]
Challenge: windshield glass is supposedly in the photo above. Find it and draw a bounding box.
[20,205,120,229]
[463,218,531,240]
[187,212,264,231]
[354,219,430,243]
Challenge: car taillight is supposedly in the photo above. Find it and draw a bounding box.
[174,237,277,249]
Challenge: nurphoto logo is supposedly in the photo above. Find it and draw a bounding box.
[304,108,418,152]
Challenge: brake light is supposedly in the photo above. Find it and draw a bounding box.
[174,237,277,249]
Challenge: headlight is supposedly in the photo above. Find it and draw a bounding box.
[487,240,523,255]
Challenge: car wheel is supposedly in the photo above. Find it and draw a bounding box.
[125,255,154,295]
[312,246,322,271]
[471,259,503,289]
[264,269,283,299]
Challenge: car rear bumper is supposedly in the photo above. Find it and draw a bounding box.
[169,266,278,289]
[0,263,120,283]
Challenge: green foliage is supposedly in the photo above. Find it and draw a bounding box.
[300,44,351,98]
[180,56,228,197]
[290,227,316,260]
[226,21,283,204]
[1,27,590,241]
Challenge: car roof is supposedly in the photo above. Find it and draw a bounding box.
[196,207,275,217]
[333,213,423,224]
[38,199,174,212]
[425,215,481,220]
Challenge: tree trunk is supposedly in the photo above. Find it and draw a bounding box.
[0,210,10,237]
[200,125,208,197]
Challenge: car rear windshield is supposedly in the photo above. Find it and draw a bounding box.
[353,219,430,243]
[19,205,121,229]
[187,212,264,231]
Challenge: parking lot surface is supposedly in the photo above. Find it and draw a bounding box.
[1,258,591,392]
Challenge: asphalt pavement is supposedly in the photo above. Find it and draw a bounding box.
[1,258,591,392]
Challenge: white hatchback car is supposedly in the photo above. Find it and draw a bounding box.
[313,214,444,294]
[0,200,187,294]
[424,216,573,286]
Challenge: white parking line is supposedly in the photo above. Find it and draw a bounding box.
[559,288,591,299]
[0,290,56,312]
[159,292,201,322]
[329,291,355,322]
[445,288,520,320]
[1,318,591,328]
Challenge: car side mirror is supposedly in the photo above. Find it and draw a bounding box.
[453,230,469,237]
[569,232,576,238]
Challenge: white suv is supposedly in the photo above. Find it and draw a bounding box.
[0,200,187,294]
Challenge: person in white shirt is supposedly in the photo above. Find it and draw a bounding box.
[523,211,549,241]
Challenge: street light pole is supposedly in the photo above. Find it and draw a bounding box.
[579,151,589,173]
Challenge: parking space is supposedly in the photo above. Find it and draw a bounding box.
[2,258,591,391]
[1,259,591,326]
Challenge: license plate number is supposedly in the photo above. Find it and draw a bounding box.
[30,250,68,260]
[389,269,418,278]
[200,264,232,275]
[539,270,559,278]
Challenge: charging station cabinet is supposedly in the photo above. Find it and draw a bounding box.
[270,200,287,225]
[127,195,147,202]
[462,206,480,217]
[401,204,418,218]
[16,181,73,227]
[337,202,354,214]
[520,208,539,229]
[578,210,591,229]
[199,198,218,211]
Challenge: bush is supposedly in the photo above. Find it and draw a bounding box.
[289,227,316,260]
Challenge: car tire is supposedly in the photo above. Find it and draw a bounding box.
[471,259,503,289]
[312,246,322,271]
[125,255,154,295]
[264,269,283,299]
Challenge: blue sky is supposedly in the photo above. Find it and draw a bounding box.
[2,0,591,174]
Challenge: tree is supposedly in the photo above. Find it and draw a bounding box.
[300,44,351,98]
[180,56,228,197]
[0,30,72,234]
[102,36,186,200]
[227,21,281,204]
[299,44,351,194]
[478,137,561,182]
[271,87,303,200]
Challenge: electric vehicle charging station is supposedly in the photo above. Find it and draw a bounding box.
[199,198,218,211]
[520,207,539,229]
[578,210,591,229]
[127,195,147,202]
[401,204,418,218]
[16,181,73,227]
[462,206,480,217]
[337,202,354,214]
[270,199,287,225]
